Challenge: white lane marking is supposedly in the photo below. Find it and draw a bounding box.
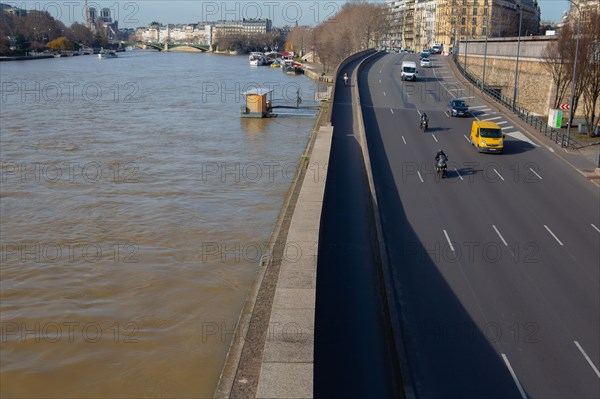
[383,91,387,96]
[484,116,502,121]
[505,131,539,147]
[502,125,514,130]
[447,88,463,91]
[544,225,564,246]
[592,224,600,233]
[547,146,555,153]
[379,79,382,83]
[390,109,394,114]
[529,168,543,180]
[493,225,509,246]
[455,168,464,181]
[432,134,438,142]
[460,96,475,99]
[502,354,528,399]
[574,341,600,378]
[493,168,505,181]
[417,110,422,116]
[497,121,507,125]
[379,70,382,74]
[469,105,489,109]
[463,134,470,143]
[443,230,455,252]
[402,136,407,145]
[417,171,424,183]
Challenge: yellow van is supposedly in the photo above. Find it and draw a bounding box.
[470,121,504,153]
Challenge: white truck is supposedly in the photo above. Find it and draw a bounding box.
[401,61,418,81]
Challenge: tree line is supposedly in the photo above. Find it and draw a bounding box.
[285,2,390,72]
[0,10,112,55]
[543,9,600,136]
[213,31,285,54]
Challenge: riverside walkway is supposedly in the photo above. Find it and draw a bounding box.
[214,51,400,398]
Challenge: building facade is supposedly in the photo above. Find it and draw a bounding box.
[387,0,540,52]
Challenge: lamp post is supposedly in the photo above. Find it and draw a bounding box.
[512,2,523,112]
[566,0,581,147]
[482,20,489,89]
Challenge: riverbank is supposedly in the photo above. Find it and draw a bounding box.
[213,50,376,399]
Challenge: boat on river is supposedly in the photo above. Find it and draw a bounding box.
[98,48,118,59]
[249,52,266,66]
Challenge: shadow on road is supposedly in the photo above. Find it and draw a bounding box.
[314,57,400,399]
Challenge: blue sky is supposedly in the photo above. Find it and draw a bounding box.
[12,1,571,28]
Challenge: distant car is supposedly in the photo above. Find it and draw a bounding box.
[447,99,470,117]
[420,58,432,68]
[420,51,430,59]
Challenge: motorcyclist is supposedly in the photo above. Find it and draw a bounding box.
[343,73,349,86]
[435,149,447,163]
[420,113,429,129]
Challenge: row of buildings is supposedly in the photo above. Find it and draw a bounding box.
[385,0,542,52]
[385,0,600,53]
[134,18,273,46]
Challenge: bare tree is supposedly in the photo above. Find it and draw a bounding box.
[542,28,571,108]
[580,9,600,136]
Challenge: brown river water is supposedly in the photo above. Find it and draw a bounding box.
[0,51,319,398]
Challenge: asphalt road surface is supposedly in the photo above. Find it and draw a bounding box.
[359,53,600,398]
[314,57,400,398]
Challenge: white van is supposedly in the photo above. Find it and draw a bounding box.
[401,61,418,81]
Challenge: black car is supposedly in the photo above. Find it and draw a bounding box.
[447,99,470,117]
[420,51,430,60]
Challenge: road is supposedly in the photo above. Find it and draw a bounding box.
[359,53,600,398]
[314,57,400,398]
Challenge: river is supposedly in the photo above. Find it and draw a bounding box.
[0,50,320,398]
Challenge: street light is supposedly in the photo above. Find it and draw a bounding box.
[482,19,489,89]
[512,2,523,112]
[566,0,581,147]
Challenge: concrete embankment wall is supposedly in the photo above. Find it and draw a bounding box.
[214,49,375,399]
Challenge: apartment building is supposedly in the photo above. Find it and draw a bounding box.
[388,0,540,52]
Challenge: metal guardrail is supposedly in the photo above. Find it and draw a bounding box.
[452,53,584,149]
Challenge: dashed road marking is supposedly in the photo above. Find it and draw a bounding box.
[417,171,424,183]
[574,341,600,378]
[493,169,505,181]
[591,224,600,233]
[443,230,455,252]
[544,225,564,246]
[402,136,407,145]
[529,168,543,180]
[432,134,438,142]
[493,225,508,246]
[455,168,464,181]
[502,354,527,399]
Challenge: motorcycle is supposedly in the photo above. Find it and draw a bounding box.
[420,119,428,132]
[435,155,448,178]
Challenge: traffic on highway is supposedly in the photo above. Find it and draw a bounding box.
[354,52,600,398]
